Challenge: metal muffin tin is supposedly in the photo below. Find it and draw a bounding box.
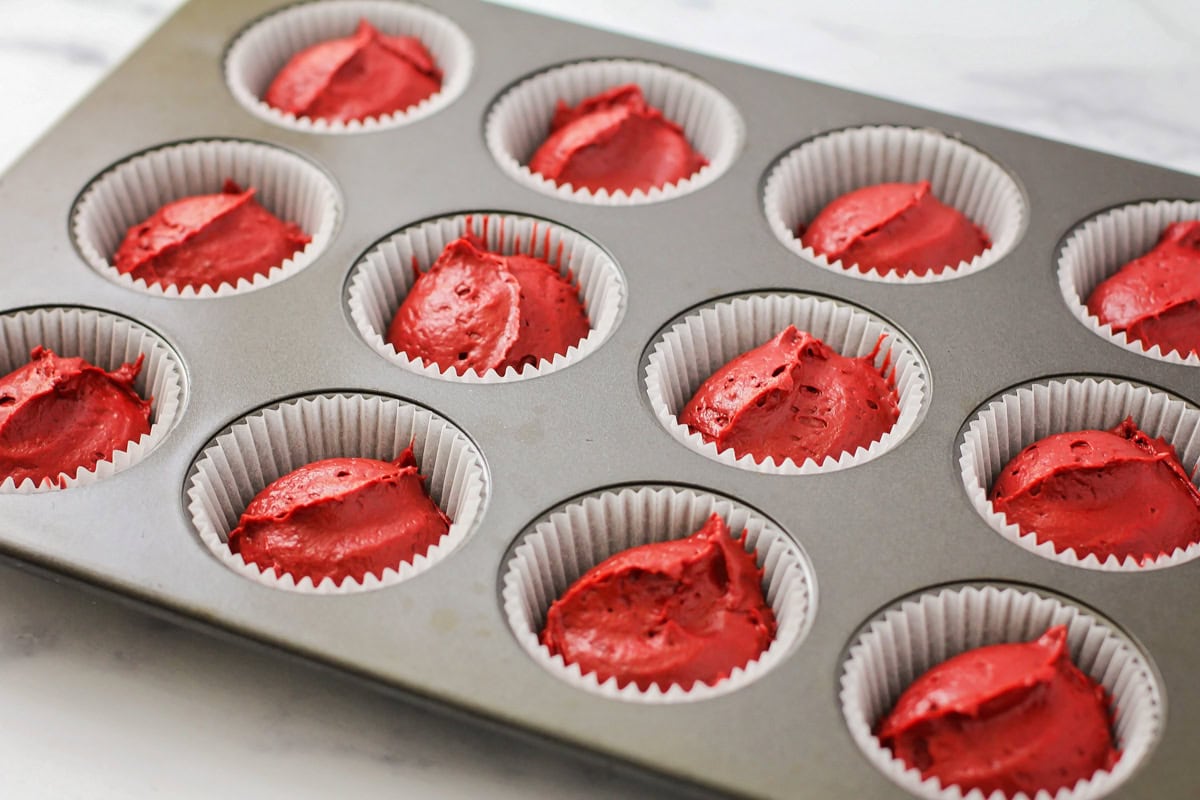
[2,0,1199,797]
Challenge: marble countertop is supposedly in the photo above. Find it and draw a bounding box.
[0,1,1196,798]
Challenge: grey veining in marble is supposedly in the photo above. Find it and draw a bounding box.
[491,0,1200,176]
[0,0,1197,798]
[0,0,185,174]
[0,566,691,799]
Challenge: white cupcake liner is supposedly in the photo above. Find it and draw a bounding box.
[346,212,627,382]
[959,377,1200,571]
[763,125,1027,283]
[225,0,473,134]
[184,392,488,593]
[71,139,341,298]
[0,306,187,493]
[485,59,744,205]
[644,292,928,475]
[500,485,815,703]
[840,583,1163,800]
[1058,200,1200,366]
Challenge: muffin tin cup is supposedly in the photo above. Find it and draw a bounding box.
[643,292,929,474]
[0,306,187,493]
[839,583,1163,800]
[763,125,1027,283]
[485,58,744,205]
[71,139,341,298]
[1057,200,1200,367]
[500,485,816,703]
[345,211,627,382]
[224,0,474,134]
[958,376,1200,571]
[184,392,488,594]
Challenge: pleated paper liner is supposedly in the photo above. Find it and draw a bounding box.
[71,138,341,298]
[958,376,1200,571]
[643,292,928,475]
[184,392,488,594]
[1057,199,1200,366]
[485,58,744,205]
[345,211,627,383]
[762,125,1027,283]
[0,306,187,493]
[225,0,473,134]
[500,484,816,703]
[839,583,1163,800]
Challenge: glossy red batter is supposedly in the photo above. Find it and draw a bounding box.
[801,181,990,277]
[990,417,1200,563]
[528,84,708,194]
[679,325,899,466]
[878,625,1119,796]
[264,19,442,122]
[386,235,589,375]
[0,347,151,486]
[228,446,450,586]
[113,180,311,291]
[541,514,776,691]
[1086,220,1200,358]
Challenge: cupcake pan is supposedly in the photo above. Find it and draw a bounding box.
[959,377,1200,572]
[186,392,488,593]
[1057,200,1200,367]
[839,583,1163,800]
[501,485,815,703]
[71,137,342,298]
[0,306,187,493]
[345,210,626,382]
[762,125,1027,284]
[485,58,744,205]
[225,0,474,134]
[642,292,928,475]
[1,1,1199,798]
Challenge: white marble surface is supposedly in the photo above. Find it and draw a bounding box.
[500,0,1200,177]
[0,1,1198,798]
[3,0,1199,176]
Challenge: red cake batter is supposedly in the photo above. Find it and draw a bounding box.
[679,325,899,466]
[801,181,990,277]
[387,235,589,375]
[528,84,708,194]
[265,19,442,122]
[878,625,1119,796]
[228,446,451,585]
[0,347,151,487]
[990,417,1200,563]
[113,180,311,291]
[541,514,776,691]
[1086,220,1200,359]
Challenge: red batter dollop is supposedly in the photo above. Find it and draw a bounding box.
[801,181,990,277]
[1086,220,1200,358]
[541,514,776,691]
[679,325,899,466]
[528,84,709,194]
[113,180,311,291]
[264,19,442,122]
[878,626,1119,796]
[228,446,451,586]
[0,347,151,487]
[386,235,590,375]
[990,417,1200,563]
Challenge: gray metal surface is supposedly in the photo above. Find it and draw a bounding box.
[1,1,1198,797]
